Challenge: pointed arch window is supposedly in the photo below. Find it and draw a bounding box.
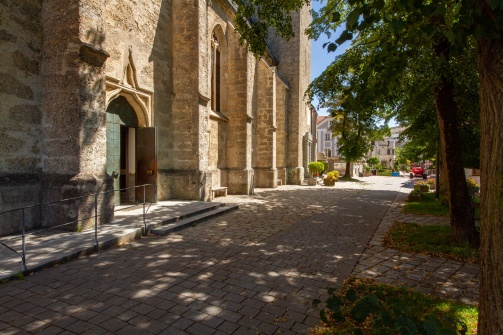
[211,32,221,112]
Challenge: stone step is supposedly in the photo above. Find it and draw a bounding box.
[149,203,226,227]
[150,204,239,236]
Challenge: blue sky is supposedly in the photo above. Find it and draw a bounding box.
[310,1,349,116]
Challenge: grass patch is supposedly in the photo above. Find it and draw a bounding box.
[404,192,481,220]
[384,221,479,263]
[310,277,478,335]
[404,192,450,216]
[377,169,393,176]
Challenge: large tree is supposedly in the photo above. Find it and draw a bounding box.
[233,0,503,333]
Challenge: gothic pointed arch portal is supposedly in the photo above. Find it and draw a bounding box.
[105,49,157,205]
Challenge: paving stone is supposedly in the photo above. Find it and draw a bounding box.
[4,179,471,335]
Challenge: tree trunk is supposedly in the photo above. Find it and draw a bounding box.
[344,161,351,178]
[433,31,479,247]
[477,37,503,335]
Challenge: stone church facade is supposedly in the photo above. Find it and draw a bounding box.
[0,0,315,235]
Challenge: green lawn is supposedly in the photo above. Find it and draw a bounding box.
[404,192,450,216]
[377,169,393,176]
[384,221,479,263]
[404,192,481,219]
[310,277,478,335]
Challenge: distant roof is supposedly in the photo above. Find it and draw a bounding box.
[317,116,330,125]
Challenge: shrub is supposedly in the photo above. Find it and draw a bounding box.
[308,161,324,177]
[322,161,329,173]
[324,170,340,182]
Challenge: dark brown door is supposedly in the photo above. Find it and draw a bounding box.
[136,127,157,203]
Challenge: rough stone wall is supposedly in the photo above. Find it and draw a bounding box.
[276,80,288,184]
[161,0,212,201]
[253,60,277,188]
[0,0,44,234]
[266,5,312,184]
[225,22,254,194]
[40,0,112,232]
[103,0,172,200]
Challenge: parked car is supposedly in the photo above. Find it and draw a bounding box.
[411,166,425,177]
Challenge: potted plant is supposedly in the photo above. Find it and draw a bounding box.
[408,189,422,202]
[308,161,324,186]
[363,165,371,177]
[323,170,340,186]
[427,178,436,191]
[414,180,430,193]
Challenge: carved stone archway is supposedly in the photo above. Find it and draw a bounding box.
[106,48,153,126]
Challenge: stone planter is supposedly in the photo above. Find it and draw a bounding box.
[323,179,336,186]
[308,178,317,186]
[364,171,371,177]
[420,185,430,193]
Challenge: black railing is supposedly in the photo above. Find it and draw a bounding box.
[0,184,156,273]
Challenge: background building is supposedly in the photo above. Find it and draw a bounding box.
[367,126,407,167]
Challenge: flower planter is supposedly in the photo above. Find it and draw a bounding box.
[308,178,317,186]
[324,180,336,186]
[414,184,421,191]
[420,185,430,193]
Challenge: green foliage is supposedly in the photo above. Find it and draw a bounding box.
[367,156,380,166]
[308,161,325,176]
[311,277,477,335]
[322,161,329,173]
[405,192,450,216]
[466,178,480,200]
[384,222,479,263]
[324,170,340,183]
[233,0,310,56]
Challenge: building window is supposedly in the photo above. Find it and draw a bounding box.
[325,133,331,141]
[325,149,332,158]
[211,33,221,112]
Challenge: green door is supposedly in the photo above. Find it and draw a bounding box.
[106,96,139,205]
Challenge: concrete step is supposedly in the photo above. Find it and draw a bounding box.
[150,204,239,236]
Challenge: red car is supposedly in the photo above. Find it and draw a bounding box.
[411,167,425,177]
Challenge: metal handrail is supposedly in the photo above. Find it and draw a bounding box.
[0,183,157,274]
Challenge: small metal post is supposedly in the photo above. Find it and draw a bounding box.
[94,193,98,248]
[21,209,27,272]
[143,185,146,235]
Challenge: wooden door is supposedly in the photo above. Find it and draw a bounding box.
[135,127,157,203]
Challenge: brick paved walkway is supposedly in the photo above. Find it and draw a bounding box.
[0,177,478,335]
[0,177,400,335]
[352,187,479,305]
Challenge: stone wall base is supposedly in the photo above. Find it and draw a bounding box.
[0,174,42,236]
[277,168,287,185]
[157,169,212,201]
[226,168,254,195]
[254,168,278,188]
[40,173,114,233]
[287,167,304,185]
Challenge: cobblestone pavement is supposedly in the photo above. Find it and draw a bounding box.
[352,186,479,305]
[0,177,402,335]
